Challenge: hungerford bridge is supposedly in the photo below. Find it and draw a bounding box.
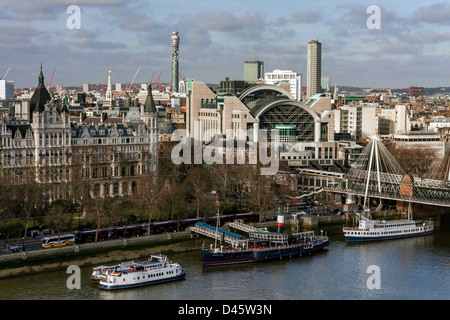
[296,136,450,208]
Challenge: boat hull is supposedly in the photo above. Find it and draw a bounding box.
[201,250,254,266]
[345,230,434,242]
[99,271,186,290]
[202,241,329,266]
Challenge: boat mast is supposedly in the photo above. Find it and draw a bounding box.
[214,209,219,250]
[407,194,413,221]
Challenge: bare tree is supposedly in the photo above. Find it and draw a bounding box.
[185,166,210,218]
[230,164,255,211]
[212,164,232,204]
[44,199,74,243]
[387,144,438,177]
[0,174,23,249]
[133,171,164,235]
[85,195,116,242]
[248,172,277,222]
[14,167,46,245]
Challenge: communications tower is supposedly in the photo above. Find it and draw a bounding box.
[171,27,180,93]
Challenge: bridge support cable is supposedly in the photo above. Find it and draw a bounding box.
[427,148,450,182]
[296,138,450,207]
[343,135,431,205]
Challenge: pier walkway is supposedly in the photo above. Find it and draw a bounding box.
[225,219,269,234]
[189,222,246,246]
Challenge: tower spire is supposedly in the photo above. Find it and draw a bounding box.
[143,83,156,113]
[105,70,113,109]
[39,63,44,86]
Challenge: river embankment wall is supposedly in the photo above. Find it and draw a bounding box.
[0,231,201,279]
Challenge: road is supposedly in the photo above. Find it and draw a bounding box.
[0,235,45,255]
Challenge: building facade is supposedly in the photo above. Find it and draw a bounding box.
[333,104,379,140]
[393,131,445,157]
[0,80,14,100]
[321,76,329,91]
[264,69,302,101]
[378,104,411,135]
[244,60,264,84]
[0,68,158,201]
[184,80,340,171]
[306,40,322,99]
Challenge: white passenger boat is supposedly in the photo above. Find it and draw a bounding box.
[343,211,433,242]
[98,254,185,290]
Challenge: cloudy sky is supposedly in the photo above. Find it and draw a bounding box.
[1,0,450,89]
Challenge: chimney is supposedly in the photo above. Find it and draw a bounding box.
[277,212,284,234]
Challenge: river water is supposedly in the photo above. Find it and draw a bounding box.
[0,221,449,300]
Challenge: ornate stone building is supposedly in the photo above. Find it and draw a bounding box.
[0,67,158,201]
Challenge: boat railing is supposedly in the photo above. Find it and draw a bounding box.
[343,227,368,231]
[212,243,306,254]
[252,243,303,251]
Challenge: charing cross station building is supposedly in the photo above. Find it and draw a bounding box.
[184,80,341,170]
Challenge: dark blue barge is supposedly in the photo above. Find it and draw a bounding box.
[201,230,329,267]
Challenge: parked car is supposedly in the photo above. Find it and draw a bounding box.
[9,244,23,253]
[292,211,308,220]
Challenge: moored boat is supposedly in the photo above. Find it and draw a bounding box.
[201,232,329,266]
[192,210,329,267]
[91,261,135,283]
[343,214,433,242]
[98,254,185,290]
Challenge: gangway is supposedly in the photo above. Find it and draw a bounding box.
[225,219,268,234]
[189,222,245,246]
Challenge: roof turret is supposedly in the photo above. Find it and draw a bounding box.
[29,64,52,116]
[143,84,156,113]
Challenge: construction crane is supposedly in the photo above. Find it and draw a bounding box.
[179,66,186,82]
[129,66,141,90]
[155,70,163,91]
[47,67,56,91]
[150,72,155,87]
[124,66,141,93]
[392,87,423,98]
[0,67,10,80]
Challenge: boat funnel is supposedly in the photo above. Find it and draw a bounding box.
[277,214,284,234]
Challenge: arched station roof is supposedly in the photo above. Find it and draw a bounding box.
[250,99,319,120]
[239,84,294,109]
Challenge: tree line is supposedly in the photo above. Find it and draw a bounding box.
[0,159,293,246]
